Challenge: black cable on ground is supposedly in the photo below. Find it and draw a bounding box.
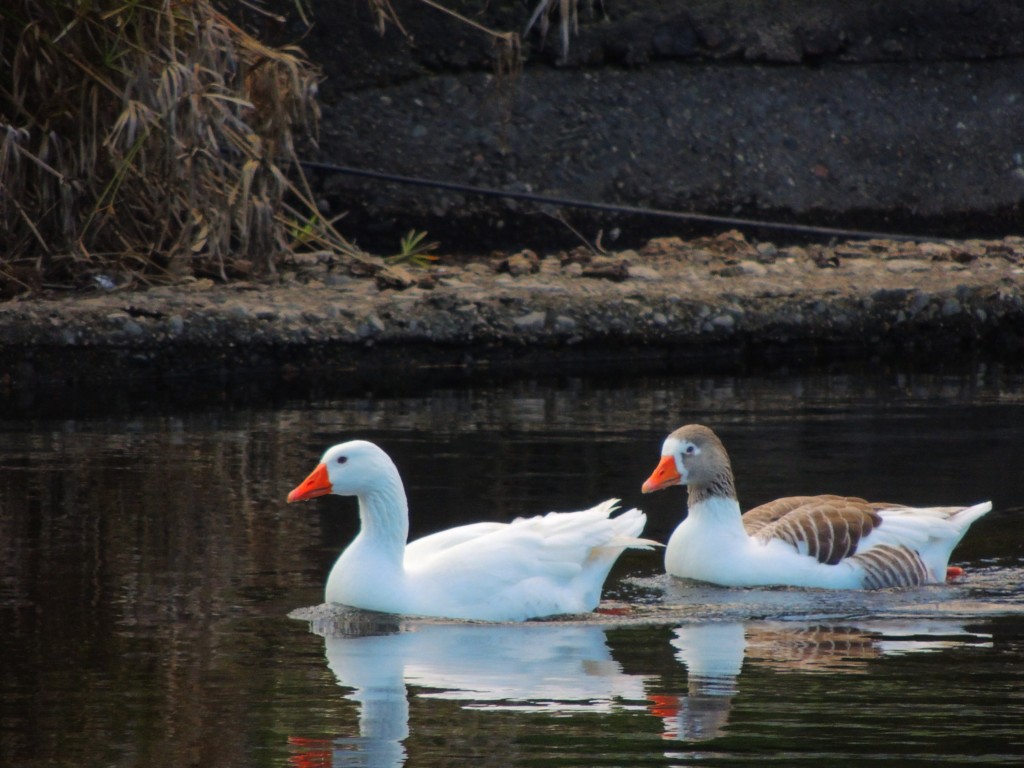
[300,160,943,244]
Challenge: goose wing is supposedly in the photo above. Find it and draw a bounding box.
[746,495,883,565]
[402,500,650,618]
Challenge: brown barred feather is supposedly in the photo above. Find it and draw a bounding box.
[742,495,869,535]
[749,496,883,565]
[851,545,929,588]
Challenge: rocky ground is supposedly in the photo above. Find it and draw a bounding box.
[3,232,1024,397]
[5,3,1024,397]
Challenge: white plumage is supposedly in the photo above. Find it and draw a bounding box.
[288,440,653,621]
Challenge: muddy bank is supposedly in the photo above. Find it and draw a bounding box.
[4,233,1024,404]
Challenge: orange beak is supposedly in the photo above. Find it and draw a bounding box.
[642,455,682,494]
[287,463,332,503]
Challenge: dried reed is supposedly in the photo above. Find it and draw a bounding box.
[0,0,361,294]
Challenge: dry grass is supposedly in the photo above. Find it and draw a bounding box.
[369,0,521,80]
[525,0,603,63]
[0,0,362,295]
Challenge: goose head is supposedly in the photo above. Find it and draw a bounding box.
[642,424,734,496]
[287,440,401,502]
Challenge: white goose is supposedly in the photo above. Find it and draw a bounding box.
[287,440,653,621]
[642,424,992,589]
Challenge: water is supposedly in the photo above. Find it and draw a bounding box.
[2,368,1023,767]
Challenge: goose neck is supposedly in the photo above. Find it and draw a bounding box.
[687,466,739,510]
[356,483,409,560]
[687,486,745,535]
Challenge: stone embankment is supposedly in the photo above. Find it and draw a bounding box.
[3,232,1023,389]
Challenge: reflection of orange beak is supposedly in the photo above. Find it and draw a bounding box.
[287,736,333,768]
[642,455,682,493]
[648,694,682,740]
[287,463,332,503]
[648,693,680,718]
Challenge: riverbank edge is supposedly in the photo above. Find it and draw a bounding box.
[3,234,1024,392]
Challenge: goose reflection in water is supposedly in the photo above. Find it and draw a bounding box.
[290,609,654,768]
[654,620,993,742]
[288,610,994,766]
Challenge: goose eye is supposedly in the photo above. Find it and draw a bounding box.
[683,444,696,456]
[336,456,348,465]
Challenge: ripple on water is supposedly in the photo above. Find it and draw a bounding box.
[617,564,1024,626]
[288,562,1024,634]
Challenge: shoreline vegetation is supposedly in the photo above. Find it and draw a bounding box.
[0,1,527,298]
[0,0,369,298]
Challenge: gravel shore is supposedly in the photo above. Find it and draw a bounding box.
[3,232,1024,392]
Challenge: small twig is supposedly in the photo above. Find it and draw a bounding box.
[543,210,600,254]
[416,0,518,45]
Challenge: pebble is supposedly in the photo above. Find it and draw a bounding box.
[908,292,932,315]
[359,314,385,337]
[513,311,547,332]
[919,242,953,259]
[122,320,144,337]
[886,259,930,273]
[712,314,736,329]
[627,265,662,281]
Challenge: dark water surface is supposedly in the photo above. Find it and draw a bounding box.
[2,369,1023,767]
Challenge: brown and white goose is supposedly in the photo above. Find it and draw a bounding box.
[641,424,992,589]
